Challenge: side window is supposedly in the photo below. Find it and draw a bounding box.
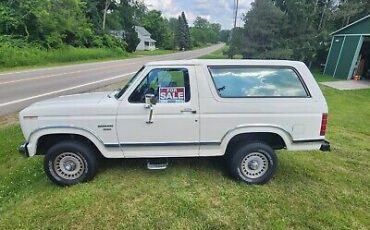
[208,66,309,97]
[129,68,191,103]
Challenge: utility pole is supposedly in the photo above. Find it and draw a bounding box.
[233,0,239,29]
[229,0,239,59]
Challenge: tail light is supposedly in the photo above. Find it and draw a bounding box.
[320,113,328,136]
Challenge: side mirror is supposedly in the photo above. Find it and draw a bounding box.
[145,94,157,108]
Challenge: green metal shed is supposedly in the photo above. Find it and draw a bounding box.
[324,15,370,79]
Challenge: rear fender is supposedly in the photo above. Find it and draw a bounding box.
[220,125,293,153]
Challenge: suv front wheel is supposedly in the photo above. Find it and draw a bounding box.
[229,142,277,184]
[44,141,99,186]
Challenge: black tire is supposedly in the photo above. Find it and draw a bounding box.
[44,140,99,186]
[229,142,277,184]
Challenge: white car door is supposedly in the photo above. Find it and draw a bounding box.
[115,66,200,157]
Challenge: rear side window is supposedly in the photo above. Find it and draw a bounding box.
[208,66,309,98]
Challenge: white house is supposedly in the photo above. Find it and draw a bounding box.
[135,26,156,51]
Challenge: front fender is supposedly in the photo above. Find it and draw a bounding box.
[27,126,121,157]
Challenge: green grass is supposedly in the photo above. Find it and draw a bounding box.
[312,72,338,82]
[200,45,242,59]
[131,49,175,57]
[0,80,369,229]
[200,46,228,59]
[0,47,175,72]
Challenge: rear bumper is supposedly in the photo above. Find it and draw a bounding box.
[320,140,331,152]
[19,142,30,157]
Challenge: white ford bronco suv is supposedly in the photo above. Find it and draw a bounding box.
[19,59,330,186]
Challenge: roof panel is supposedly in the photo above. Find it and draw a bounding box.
[146,59,305,67]
[135,26,151,36]
[331,14,370,35]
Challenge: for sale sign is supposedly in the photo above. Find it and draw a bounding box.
[159,87,185,103]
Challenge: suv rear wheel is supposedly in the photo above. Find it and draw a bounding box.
[229,142,277,184]
[44,141,99,186]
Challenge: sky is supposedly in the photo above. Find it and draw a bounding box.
[142,0,254,29]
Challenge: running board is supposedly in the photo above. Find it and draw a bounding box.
[147,158,169,170]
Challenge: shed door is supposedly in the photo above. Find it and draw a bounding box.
[325,36,344,76]
[335,36,362,79]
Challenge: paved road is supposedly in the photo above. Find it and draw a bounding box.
[0,44,223,115]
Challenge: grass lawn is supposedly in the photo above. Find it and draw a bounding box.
[312,72,339,82]
[199,45,242,59]
[0,48,175,73]
[0,77,369,229]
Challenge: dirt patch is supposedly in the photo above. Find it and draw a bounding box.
[320,80,370,90]
[0,113,19,126]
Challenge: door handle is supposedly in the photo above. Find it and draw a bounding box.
[181,108,197,114]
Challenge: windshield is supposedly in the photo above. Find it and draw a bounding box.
[115,66,145,99]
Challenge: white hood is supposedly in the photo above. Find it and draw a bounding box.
[33,92,108,105]
[20,92,116,117]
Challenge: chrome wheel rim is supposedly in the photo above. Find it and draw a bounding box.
[241,152,269,179]
[54,152,85,180]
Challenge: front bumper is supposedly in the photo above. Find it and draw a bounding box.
[320,140,331,152]
[19,142,30,157]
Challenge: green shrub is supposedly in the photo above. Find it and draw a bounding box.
[46,33,65,49]
[0,45,127,68]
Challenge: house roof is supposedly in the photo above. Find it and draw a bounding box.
[331,14,370,35]
[135,26,151,36]
[142,37,156,43]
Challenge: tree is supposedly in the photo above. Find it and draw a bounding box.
[168,17,178,32]
[242,0,289,59]
[335,0,369,27]
[227,27,244,58]
[209,23,221,43]
[125,27,139,52]
[0,0,222,53]
[193,17,209,29]
[0,0,48,40]
[191,16,221,46]
[272,0,337,65]
[140,10,172,49]
[219,30,230,43]
[0,0,95,48]
[168,17,178,49]
[175,12,191,50]
[181,12,191,50]
[105,0,143,52]
[175,15,186,50]
[41,0,94,48]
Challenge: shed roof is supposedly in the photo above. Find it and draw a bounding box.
[331,14,370,35]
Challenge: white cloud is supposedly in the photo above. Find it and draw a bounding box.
[142,0,254,29]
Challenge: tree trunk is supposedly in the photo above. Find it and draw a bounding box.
[309,60,313,69]
[24,24,30,38]
[318,3,326,31]
[102,0,111,31]
[313,0,319,15]
[346,16,351,25]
